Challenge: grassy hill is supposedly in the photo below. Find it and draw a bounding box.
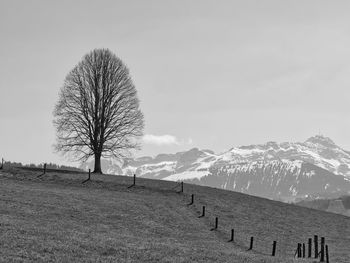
[0,167,349,262]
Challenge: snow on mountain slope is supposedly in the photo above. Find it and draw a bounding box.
[220,135,350,178]
[80,148,218,179]
[188,159,350,201]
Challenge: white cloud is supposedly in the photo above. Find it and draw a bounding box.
[143,134,193,146]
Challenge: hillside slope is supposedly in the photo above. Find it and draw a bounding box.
[296,195,350,217]
[0,167,349,262]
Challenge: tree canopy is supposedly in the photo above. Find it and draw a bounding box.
[53,49,144,173]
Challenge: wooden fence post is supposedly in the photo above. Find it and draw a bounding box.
[298,243,302,258]
[82,169,91,184]
[320,237,325,262]
[314,235,318,258]
[302,243,305,258]
[37,163,47,178]
[181,181,183,193]
[248,237,254,251]
[325,245,329,263]
[198,206,205,218]
[272,241,277,256]
[210,217,218,231]
[308,238,312,258]
[187,194,194,206]
[127,174,136,188]
[294,244,298,258]
[229,229,234,242]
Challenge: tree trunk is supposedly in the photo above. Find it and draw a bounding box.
[93,152,102,174]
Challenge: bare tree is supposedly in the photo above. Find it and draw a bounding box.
[53,49,144,173]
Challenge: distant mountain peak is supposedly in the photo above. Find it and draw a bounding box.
[305,135,336,147]
[80,134,350,202]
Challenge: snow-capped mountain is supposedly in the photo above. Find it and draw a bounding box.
[193,159,349,202]
[80,135,350,201]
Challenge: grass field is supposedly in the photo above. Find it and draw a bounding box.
[0,167,349,262]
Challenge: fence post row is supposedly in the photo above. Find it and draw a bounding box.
[11,158,333,263]
[292,236,328,261]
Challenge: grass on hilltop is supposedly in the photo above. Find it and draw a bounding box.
[0,167,349,262]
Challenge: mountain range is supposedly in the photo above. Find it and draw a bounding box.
[80,135,350,202]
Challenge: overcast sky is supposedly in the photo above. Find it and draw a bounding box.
[1,0,350,165]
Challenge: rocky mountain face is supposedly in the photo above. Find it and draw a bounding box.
[80,135,350,202]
